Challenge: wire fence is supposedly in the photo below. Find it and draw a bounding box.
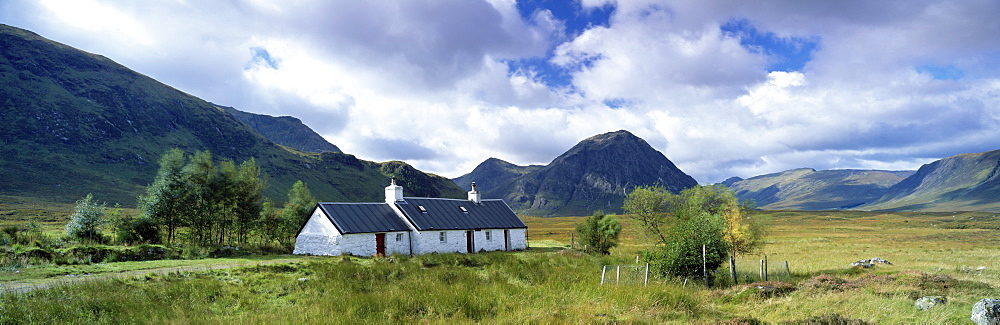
[600,264,649,286]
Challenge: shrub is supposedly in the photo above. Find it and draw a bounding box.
[642,212,728,280]
[575,210,622,255]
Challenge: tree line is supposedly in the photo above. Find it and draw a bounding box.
[65,148,315,248]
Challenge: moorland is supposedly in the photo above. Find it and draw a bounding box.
[1,197,997,323]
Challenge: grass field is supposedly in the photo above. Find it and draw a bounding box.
[0,207,998,323]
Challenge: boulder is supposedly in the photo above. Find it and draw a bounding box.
[971,299,1000,325]
[869,257,892,265]
[850,257,892,268]
[915,296,946,311]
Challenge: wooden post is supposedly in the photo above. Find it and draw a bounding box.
[635,255,639,264]
[570,232,574,249]
[616,265,621,284]
[764,255,769,281]
[729,255,737,285]
[784,261,791,279]
[702,244,709,288]
[601,265,607,285]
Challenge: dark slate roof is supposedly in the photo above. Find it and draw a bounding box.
[317,203,412,234]
[396,198,527,231]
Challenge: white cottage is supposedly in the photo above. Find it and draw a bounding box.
[293,179,528,256]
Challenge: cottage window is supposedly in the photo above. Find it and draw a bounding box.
[418,206,427,213]
[395,233,403,242]
[439,231,446,243]
[485,231,492,241]
[459,206,468,212]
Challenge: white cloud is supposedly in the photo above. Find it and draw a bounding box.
[2,0,999,185]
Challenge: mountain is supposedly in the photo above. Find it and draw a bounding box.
[726,168,914,210]
[861,149,1000,212]
[458,130,698,216]
[452,158,542,192]
[0,24,463,205]
[220,105,341,153]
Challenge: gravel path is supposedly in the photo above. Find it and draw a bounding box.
[0,258,303,294]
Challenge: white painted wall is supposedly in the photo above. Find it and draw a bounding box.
[292,207,413,256]
[413,230,469,254]
[471,229,502,252]
[507,228,528,250]
[293,208,341,256]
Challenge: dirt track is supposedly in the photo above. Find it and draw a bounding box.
[0,258,302,294]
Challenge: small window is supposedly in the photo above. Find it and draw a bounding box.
[395,233,403,242]
[418,206,427,213]
[459,206,468,212]
[485,231,492,241]
[439,231,447,243]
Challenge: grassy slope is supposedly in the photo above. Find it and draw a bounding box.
[2,210,998,323]
[863,150,1000,212]
[0,24,463,206]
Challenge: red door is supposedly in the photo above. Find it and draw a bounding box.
[375,233,386,256]
[466,230,474,253]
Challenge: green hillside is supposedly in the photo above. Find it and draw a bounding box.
[862,149,1000,212]
[220,105,342,154]
[727,168,914,210]
[0,24,463,205]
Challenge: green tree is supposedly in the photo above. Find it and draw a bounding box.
[232,158,266,245]
[575,211,622,255]
[258,200,282,244]
[138,148,187,244]
[281,180,316,245]
[66,194,108,243]
[624,185,764,282]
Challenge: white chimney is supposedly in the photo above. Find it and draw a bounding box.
[468,182,481,204]
[385,177,404,203]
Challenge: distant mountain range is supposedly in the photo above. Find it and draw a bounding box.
[455,130,698,216]
[725,168,914,210]
[861,149,1000,212]
[725,149,1000,212]
[0,24,463,205]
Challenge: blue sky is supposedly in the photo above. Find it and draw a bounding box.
[2,0,999,184]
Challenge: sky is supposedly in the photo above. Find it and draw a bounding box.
[3,0,1000,184]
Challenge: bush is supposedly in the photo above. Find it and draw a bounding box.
[209,246,248,258]
[115,216,160,245]
[575,211,621,255]
[642,212,728,280]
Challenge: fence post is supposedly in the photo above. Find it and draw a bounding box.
[759,259,764,281]
[601,265,607,285]
[784,261,790,279]
[730,255,737,285]
[764,255,769,281]
[644,263,649,287]
[616,265,621,284]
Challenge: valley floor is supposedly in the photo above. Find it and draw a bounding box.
[0,210,997,323]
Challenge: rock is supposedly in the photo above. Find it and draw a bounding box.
[850,260,874,268]
[971,299,1000,325]
[869,257,892,265]
[850,257,892,268]
[915,296,946,311]
[297,277,309,282]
